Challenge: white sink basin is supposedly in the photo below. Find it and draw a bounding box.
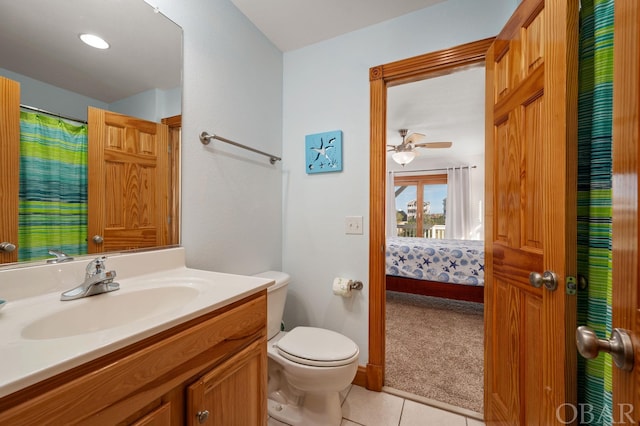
[21,286,200,340]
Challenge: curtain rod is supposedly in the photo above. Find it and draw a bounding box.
[391,165,477,174]
[20,104,88,125]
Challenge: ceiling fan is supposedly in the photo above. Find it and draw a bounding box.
[387,129,452,166]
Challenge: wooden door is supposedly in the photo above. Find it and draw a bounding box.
[484,0,578,424]
[612,0,640,423]
[0,76,20,264]
[187,339,267,426]
[88,107,169,253]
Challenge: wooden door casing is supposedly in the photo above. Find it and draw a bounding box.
[0,76,20,264]
[484,0,578,424]
[368,38,495,392]
[88,107,169,253]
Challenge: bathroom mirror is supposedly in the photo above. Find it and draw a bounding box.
[0,0,182,265]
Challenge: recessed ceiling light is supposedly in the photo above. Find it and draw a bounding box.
[79,33,110,49]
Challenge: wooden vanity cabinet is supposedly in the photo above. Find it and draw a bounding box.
[0,291,267,426]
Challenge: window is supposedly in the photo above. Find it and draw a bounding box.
[393,174,447,238]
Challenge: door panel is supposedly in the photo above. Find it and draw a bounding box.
[88,107,169,253]
[485,0,578,423]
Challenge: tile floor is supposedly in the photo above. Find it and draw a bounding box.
[268,385,485,426]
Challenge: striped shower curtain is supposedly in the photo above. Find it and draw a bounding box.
[576,0,614,423]
[19,111,88,261]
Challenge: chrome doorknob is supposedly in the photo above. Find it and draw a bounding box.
[0,242,16,253]
[529,270,558,291]
[92,235,104,244]
[576,326,634,371]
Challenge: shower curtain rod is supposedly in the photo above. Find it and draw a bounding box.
[20,104,88,124]
[392,165,476,174]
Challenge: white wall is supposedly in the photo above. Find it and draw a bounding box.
[145,0,284,274]
[1,68,108,121]
[145,0,518,367]
[282,0,519,364]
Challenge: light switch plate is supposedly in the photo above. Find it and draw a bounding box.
[345,216,363,235]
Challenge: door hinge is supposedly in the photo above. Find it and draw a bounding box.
[566,276,577,295]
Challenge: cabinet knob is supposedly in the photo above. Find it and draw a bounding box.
[196,410,209,424]
[92,235,104,244]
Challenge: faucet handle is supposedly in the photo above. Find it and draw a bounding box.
[86,256,108,277]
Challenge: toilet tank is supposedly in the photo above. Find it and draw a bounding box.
[253,271,290,340]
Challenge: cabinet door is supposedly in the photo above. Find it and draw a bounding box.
[187,339,267,426]
[130,402,172,426]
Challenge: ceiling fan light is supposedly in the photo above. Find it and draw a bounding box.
[392,150,416,166]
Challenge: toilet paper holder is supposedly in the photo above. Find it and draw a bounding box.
[349,280,363,290]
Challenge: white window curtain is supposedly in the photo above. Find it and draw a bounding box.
[445,166,471,239]
[386,171,397,237]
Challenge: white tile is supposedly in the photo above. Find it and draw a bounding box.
[400,399,466,426]
[466,418,485,426]
[341,420,364,426]
[342,385,404,426]
[340,384,353,405]
[268,416,291,426]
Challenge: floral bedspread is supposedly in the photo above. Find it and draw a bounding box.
[386,237,485,286]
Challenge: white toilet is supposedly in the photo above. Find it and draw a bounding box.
[253,271,359,426]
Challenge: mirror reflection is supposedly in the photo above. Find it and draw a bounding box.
[0,0,183,265]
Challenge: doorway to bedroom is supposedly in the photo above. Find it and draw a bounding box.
[377,42,487,416]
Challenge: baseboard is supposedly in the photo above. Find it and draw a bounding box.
[352,365,367,388]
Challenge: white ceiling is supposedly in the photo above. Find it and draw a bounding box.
[387,66,486,165]
[229,0,445,52]
[0,0,181,103]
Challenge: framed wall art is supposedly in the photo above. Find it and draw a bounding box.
[305,130,343,174]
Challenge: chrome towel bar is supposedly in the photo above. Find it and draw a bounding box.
[200,131,282,164]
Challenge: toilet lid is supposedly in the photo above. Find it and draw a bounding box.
[275,326,359,367]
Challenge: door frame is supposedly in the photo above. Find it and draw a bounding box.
[367,37,495,391]
[612,0,639,418]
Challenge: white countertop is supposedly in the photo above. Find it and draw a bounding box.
[0,248,272,398]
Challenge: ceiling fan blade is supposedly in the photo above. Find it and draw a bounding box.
[414,141,453,149]
[405,132,426,144]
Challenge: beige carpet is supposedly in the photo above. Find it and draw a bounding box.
[385,291,484,413]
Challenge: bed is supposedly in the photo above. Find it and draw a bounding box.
[385,237,485,303]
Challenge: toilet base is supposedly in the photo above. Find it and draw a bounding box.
[268,391,342,426]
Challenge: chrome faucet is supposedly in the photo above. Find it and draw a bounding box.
[60,256,120,301]
[47,249,74,264]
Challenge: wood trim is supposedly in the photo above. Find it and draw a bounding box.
[372,38,496,87]
[386,276,484,304]
[368,38,494,392]
[612,0,639,422]
[352,366,368,388]
[541,0,579,422]
[162,115,181,246]
[0,76,20,264]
